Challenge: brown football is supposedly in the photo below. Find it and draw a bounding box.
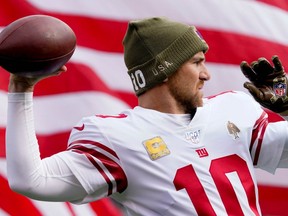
[0,14,76,77]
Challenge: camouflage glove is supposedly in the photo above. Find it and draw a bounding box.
[240,55,288,113]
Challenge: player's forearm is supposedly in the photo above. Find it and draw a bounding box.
[6,93,87,201]
[6,93,41,191]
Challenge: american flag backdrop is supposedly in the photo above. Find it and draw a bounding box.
[1,0,288,215]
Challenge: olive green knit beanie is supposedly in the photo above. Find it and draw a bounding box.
[123,17,209,96]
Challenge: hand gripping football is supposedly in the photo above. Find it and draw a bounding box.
[0,14,77,77]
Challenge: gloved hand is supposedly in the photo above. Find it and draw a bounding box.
[240,55,288,113]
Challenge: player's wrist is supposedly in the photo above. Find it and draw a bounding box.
[8,76,35,92]
[8,92,33,100]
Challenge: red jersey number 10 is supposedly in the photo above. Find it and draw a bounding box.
[173,154,260,215]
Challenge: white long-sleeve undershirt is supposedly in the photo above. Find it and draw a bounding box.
[6,93,87,202]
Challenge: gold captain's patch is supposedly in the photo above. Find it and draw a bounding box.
[143,136,170,160]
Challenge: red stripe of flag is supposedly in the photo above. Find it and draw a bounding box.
[258,0,288,11]
[1,3,288,65]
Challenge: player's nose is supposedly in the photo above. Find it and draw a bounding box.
[200,66,211,81]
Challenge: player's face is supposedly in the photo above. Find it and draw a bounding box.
[167,52,210,113]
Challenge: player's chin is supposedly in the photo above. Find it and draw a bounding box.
[196,98,204,107]
[189,96,203,109]
[195,91,204,107]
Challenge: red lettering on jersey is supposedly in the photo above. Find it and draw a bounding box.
[195,148,209,158]
[174,154,260,215]
[96,114,127,118]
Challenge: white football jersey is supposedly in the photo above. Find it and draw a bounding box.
[59,91,288,215]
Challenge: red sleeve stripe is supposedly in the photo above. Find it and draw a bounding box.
[253,120,268,166]
[69,145,127,194]
[68,140,119,159]
[250,112,266,151]
[250,111,269,165]
[72,149,113,195]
